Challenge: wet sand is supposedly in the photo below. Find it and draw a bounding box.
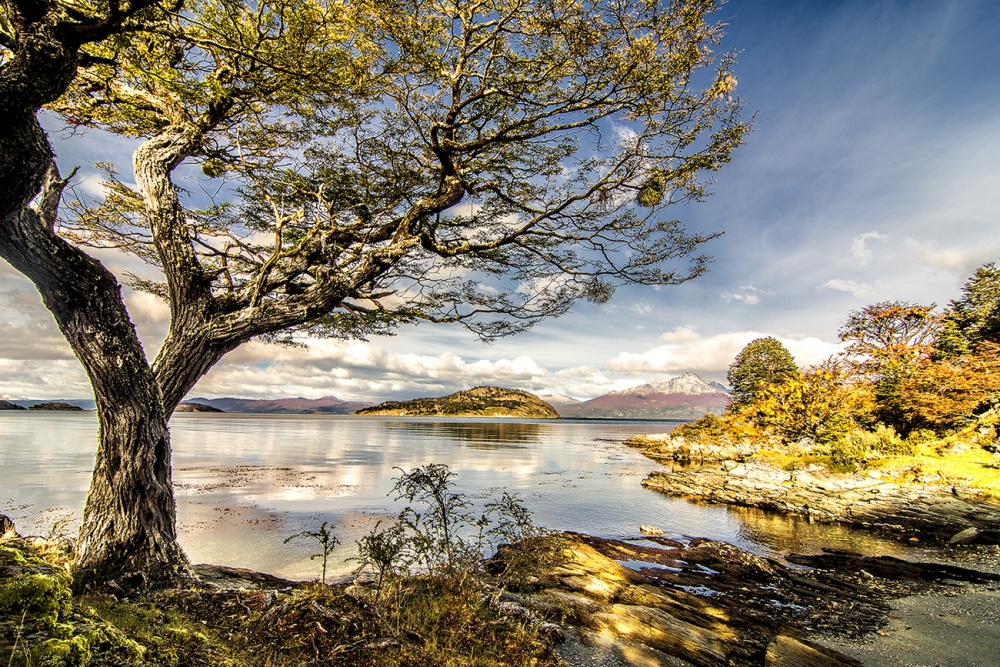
[818,586,1000,667]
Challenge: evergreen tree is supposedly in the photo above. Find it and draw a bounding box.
[937,262,1000,358]
[727,337,799,410]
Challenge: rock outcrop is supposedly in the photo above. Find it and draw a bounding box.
[524,533,1000,667]
[520,535,886,666]
[625,432,762,462]
[642,462,1000,544]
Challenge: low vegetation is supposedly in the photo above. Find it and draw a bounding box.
[1,466,564,666]
[678,261,1000,496]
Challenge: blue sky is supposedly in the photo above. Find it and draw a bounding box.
[2,0,999,402]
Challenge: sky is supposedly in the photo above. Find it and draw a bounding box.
[2,0,999,403]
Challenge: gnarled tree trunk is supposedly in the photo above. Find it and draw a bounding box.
[1,199,191,588]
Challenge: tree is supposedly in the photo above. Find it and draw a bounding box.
[2,0,749,589]
[726,337,799,410]
[838,300,938,429]
[937,262,1000,358]
[750,357,870,444]
[895,342,1000,434]
[1,0,187,588]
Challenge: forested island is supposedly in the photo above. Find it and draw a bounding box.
[356,386,560,418]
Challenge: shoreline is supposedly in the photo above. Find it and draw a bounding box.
[625,432,1000,546]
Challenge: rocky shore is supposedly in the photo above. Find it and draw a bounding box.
[641,461,1000,545]
[625,432,1000,545]
[514,532,1000,666]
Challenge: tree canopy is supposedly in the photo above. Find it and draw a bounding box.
[726,336,799,410]
[937,262,1000,358]
[1,0,750,587]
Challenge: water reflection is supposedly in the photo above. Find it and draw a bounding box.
[0,412,923,580]
[730,506,913,558]
[377,418,544,449]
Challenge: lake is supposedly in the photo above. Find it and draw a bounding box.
[0,412,914,580]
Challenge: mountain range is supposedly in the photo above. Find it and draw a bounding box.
[184,396,373,414]
[550,373,730,420]
[5,373,729,419]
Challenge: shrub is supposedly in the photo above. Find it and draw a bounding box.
[829,425,913,472]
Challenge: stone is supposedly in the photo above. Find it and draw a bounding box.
[948,527,980,545]
[765,634,864,667]
[639,525,665,536]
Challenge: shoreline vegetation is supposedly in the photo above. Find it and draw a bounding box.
[626,262,1000,547]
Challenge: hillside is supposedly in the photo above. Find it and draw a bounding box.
[27,402,85,411]
[184,395,372,414]
[356,386,559,418]
[557,373,730,419]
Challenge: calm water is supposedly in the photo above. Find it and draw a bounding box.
[0,412,914,579]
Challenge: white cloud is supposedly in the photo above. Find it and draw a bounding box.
[631,303,653,315]
[606,327,841,376]
[851,231,887,260]
[820,278,870,297]
[905,238,999,274]
[720,285,764,305]
[192,339,550,401]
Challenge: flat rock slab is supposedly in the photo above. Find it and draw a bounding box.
[642,462,1000,543]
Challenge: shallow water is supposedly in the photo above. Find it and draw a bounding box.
[0,412,918,580]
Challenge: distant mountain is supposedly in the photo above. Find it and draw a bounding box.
[175,402,225,413]
[8,399,95,410]
[556,373,730,420]
[536,393,581,407]
[0,400,26,410]
[357,386,559,418]
[28,402,84,411]
[185,395,372,414]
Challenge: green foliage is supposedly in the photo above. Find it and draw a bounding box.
[937,261,1000,357]
[839,300,939,430]
[390,463,487,578]
[284,521,340,584]
[828,425,913,473]
[0,536,146,667]
[0,513,560,666]
[727,337,799,410]
[53,0,750,344]
[350,521,408,604]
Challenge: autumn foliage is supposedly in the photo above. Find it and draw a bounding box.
[702,262,1000,471]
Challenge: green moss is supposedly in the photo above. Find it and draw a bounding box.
[0,573,72,627]
[28,626,145,667]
